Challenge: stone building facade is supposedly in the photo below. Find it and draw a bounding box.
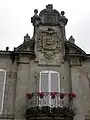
[0,4,90,120]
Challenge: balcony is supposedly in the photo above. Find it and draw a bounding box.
[26,92,76,120]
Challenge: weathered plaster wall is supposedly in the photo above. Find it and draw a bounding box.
[71,60,90,116]
[0,55,15,119]
[14,56,30,119]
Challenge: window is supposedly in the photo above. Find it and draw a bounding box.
[0,69,6,114]
[39,70,60,92]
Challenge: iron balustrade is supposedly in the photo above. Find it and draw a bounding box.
[26,92,76,116]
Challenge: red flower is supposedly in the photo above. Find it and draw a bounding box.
[71,93,76,98]
[51,92,57,99]
[39,92,44,98]
[69,93,76,99]
[26,93,32,99]
[60,93,64,99]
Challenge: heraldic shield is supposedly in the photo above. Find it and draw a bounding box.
[38,28,61,60]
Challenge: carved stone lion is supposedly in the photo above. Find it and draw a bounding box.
[38,28,61,60]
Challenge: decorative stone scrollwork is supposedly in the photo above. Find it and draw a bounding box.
[38,28,61,60]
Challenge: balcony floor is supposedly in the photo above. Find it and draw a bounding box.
[26,115,73,120]
[26,106,74,120]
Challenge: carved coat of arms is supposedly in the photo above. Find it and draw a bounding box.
[38,28,61,60]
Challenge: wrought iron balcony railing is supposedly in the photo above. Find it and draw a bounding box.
[26,92,76,118]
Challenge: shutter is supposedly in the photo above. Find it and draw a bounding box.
[0,70,6,113]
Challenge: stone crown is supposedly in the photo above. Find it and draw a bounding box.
[31,4,68,26]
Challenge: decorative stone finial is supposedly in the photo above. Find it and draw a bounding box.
[31,9,40,25]
[59,11,68,25]
[61,11,65,16]
[6,47,9,51]
[46,4,53,11]
[68,36,75,44]
[14,47,16,51]
[24,34,30,43]
[34,9,38,14]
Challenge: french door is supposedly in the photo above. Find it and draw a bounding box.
[39,70,60,107]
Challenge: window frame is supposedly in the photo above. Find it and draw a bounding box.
[39,70,60,92]
[0,69,6,114]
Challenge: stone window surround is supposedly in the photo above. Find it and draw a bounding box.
[0,69,6,114]
[39,70,60,92]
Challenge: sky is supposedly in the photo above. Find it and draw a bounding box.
[0,0,90,53]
